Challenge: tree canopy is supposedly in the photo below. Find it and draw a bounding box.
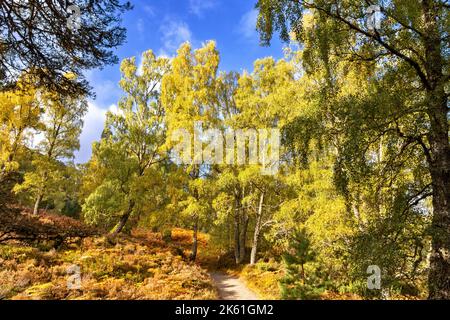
[0,0,131,95]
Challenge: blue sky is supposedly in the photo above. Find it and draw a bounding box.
[75,0,284,163]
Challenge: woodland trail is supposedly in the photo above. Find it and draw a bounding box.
[210,272,259,300]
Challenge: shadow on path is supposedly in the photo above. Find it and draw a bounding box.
[210,272,259,300]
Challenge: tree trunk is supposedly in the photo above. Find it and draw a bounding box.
[250,192,264,265]
[190,216,199,261]
[33,169,49,215]
[421,0,450,300]
[427,93,450,299]
[236,185,248,264]
[238,210,249,264]
[228,212,232,251]
[233,191,241,264]
[110,200,135,236]
[33,193,43,215]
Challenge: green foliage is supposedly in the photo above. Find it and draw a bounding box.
[0,75,41,179]
[82,50,169,232]
[3,5,445,299]
[13,90,87,214]
[254,0,448,298]
[279,228,325,299]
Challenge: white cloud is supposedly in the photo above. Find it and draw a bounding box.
[107,103,123,116]
[137,18,144,34]
[30,131,44,150]
[75,102,117,163]
[137,58,144,76]
[143,5,155,17]
[237,9,258,40]
[84,71,121,107]
[189,0,218,17]
[159,17,193,56]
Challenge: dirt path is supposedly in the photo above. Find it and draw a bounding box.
[210,272,259,300]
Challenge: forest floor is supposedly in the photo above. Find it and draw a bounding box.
[0,206,266,300]
[0,208,218,300]
[195,241,279,300]
[1,206,420,300]
[209,272,259,300]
